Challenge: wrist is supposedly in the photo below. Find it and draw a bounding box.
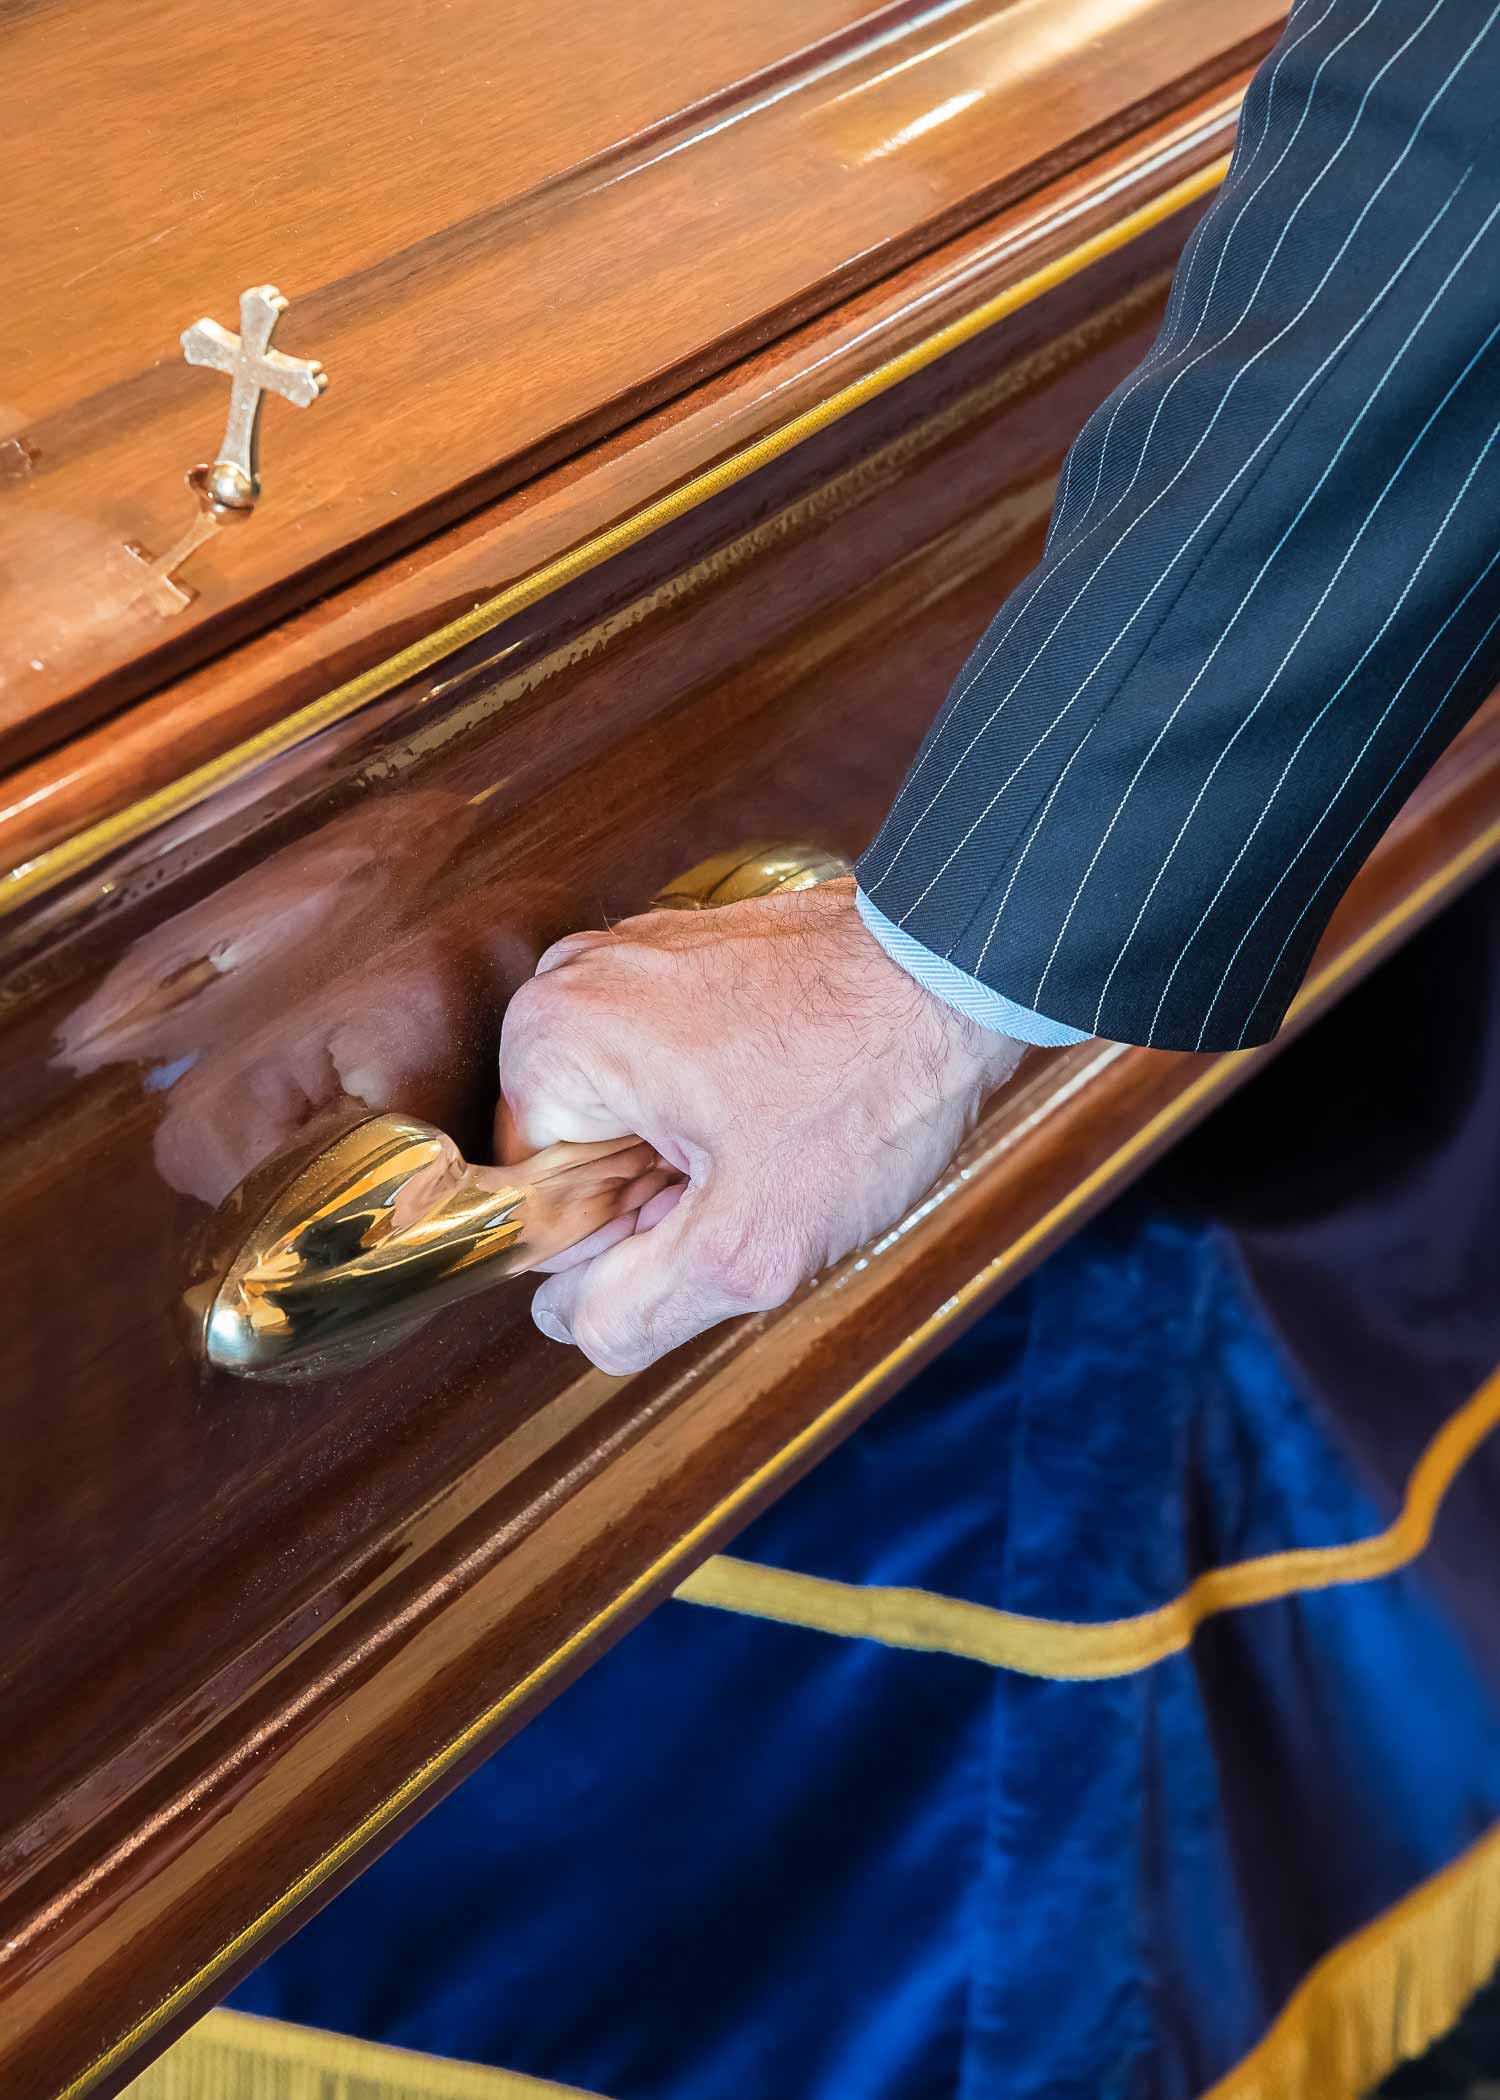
[822,877,1025,1090]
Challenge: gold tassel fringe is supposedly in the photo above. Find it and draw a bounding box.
[1204,1822,1500,2099]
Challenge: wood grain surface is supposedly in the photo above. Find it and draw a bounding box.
[0,0,1279,761]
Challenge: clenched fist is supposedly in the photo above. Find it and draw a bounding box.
[496,877,1024,1374]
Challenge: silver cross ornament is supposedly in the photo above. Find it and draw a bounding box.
[181,285,327,510]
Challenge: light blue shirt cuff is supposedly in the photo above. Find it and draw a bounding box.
[855,890,1091,1049]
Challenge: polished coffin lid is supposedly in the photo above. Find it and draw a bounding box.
[0,0,1280,770]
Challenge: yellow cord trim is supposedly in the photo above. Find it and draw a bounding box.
[1202,1822,1500,2100]
[0,154,1229,919]
[122,2007,611,2100]
[674,1364,1500,1680]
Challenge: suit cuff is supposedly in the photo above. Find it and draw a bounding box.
[855,890,1091,1048]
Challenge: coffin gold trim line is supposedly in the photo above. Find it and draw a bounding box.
[676,1363,1500,1678]
[1,152,1231,921]
[57,806,1500,2100]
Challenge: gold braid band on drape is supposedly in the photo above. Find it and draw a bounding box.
[122,2007,612,2100]
[674,1364,1500,1681]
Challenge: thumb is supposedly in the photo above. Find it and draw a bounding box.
[530,1181,799,1375]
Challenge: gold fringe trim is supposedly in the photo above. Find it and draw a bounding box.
[1202,1822,1500,2100]
[122,2007,611,2100]
[674,1365,1500,1681]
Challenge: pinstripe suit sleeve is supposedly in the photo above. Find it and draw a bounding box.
[856,0,1500,1053]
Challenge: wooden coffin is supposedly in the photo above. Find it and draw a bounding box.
[3,1,1499,2093]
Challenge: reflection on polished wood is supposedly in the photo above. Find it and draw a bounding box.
[122,468,249,618]
[6,703,1496,2100]
[0,179,1198,2082]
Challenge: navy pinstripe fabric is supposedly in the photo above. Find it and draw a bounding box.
[858,0,1500,1051]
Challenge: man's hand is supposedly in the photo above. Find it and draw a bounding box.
[497,877,1024,1374]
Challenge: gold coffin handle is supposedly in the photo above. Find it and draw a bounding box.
[203,1120,658,1381]
[202,841,852,1382]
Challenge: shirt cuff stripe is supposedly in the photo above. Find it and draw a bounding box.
[855,891,1091,1048]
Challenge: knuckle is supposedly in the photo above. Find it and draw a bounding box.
[501,971,556,1047]
[500,991,594,1137]
[535,929,603,976]
[498,994,544,1093]
[503,973,587,1075]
